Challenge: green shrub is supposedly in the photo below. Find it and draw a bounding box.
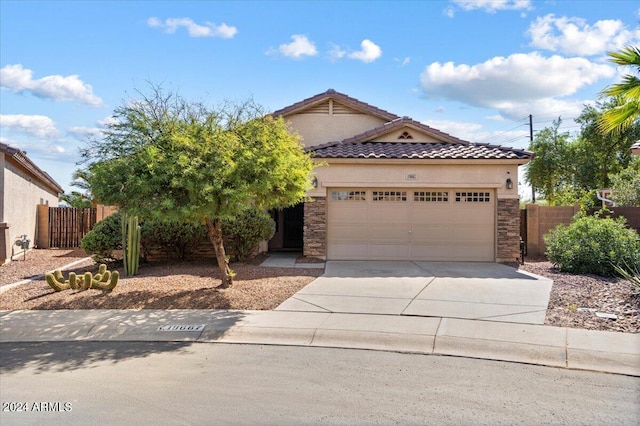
[82,209,275,262]
[141,219,206,260]
[223,209,275,262]
[81,213,122,260]
[545,212,640,276]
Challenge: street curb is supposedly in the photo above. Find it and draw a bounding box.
[1,309,638,377]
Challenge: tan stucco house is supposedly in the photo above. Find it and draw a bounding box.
[1,142,63,264]
[268,89,532,263]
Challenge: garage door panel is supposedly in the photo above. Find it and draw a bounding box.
[327,188,495,261]
[368,244,411,259]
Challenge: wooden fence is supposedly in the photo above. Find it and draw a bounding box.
[37,205,97,248]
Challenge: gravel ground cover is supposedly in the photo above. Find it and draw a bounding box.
[0,249,320,310]
[1,249,638,333]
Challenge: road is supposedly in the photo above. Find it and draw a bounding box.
[1,342,638,425]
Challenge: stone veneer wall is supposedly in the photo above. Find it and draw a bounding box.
[303,197,327,259]
[497,198,521,263]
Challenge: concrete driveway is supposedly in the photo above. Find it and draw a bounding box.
[276,261,553,324]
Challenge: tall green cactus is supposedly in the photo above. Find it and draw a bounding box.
[122,213,141,276]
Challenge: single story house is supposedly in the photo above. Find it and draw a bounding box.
[1,142,63,264]
[268,89,533,263]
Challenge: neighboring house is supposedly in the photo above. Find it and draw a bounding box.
[269,89,533,263]
[632,140,640,155]
[1,142,63,264]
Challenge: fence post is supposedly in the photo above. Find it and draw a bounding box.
[36,204,50,248]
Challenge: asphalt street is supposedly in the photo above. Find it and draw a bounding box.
[1,342,638,425]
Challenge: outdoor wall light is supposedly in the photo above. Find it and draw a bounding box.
[506,177,513,189]
[311,176,318,188]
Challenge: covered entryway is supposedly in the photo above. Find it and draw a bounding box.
[268,203,304,251]
[327,188,495,261]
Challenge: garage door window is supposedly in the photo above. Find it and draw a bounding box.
[414,191,448,202]
[331,190,366,201]
[455,191,491,202]
[372,191,407,202]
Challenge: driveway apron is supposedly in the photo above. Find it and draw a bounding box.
[276,261,553,324]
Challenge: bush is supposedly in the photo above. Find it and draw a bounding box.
[141,219,206,260]
[82,209,275,262]
[223,209,275,262]
[81,213,122,260]
[545,212,640,276]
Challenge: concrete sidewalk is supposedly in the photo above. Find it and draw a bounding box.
[1,309,638,377]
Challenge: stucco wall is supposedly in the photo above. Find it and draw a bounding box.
[286,113,387,148]
[308,161,520,199]
[2,159,59,261]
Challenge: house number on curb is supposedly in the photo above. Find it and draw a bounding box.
[157,324,205,332]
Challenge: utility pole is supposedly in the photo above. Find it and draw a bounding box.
[529,114,535,203]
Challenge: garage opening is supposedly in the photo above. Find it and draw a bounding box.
[268,203,304,251]
[327,188,495,261]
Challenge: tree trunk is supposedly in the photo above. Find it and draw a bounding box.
[205,218,233,288]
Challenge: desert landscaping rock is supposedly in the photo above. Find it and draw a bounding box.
[1,250,638,334]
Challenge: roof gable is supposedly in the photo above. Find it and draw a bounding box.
[272,89,400,121]
[344,117,471,145]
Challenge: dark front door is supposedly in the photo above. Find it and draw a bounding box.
[283,203,304,249]
[268,203,304,250]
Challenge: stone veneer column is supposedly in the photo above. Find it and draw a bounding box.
[303,197,327,259]
[496,198,521,264]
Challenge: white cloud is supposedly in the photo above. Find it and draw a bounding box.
[528,14,640,56]
[395,57,411,67]
[0,64,103,107]
[420,52,614,119]
[0,114,59,138]
[275,35,318,59]
[66,126,104,141]
[444,6,455,18]
[451,0,532,13]
[328,43,347,62]
[147,17,237,39]
[348,39,382,63]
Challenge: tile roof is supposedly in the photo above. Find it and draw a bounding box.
[308,141,533,160]
[1,142,64,194]
[272,89,400,121]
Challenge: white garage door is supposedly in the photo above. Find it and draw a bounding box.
[327,188,495,261]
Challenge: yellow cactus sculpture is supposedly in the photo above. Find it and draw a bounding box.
[45,264,119,292]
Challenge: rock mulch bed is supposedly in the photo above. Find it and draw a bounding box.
[1,250,638,333]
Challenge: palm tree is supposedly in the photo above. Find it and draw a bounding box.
[599,45,640,135]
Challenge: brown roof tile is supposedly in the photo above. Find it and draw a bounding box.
[308,141,532,160]
[1,142,64,194]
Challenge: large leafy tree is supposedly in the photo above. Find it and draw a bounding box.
[525,118,573,205]
[599,45,640,135]
[81,86,313,287]
[609,157,640,207]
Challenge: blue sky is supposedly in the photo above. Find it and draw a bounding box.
[1,0,639,195]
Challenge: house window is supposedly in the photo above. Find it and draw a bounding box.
[372,191,407,202]
[455,191,491,202]
[414,191,448,202]
[331,190,366,201]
